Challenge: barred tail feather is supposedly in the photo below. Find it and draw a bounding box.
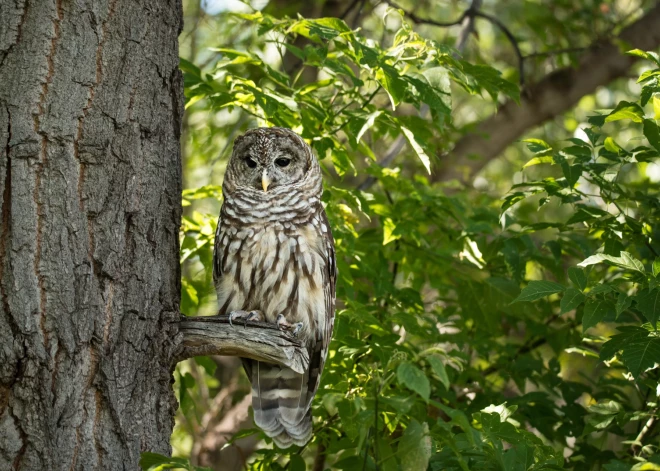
[247,360,313,448]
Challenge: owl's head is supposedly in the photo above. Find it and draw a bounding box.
[224,127,319,195]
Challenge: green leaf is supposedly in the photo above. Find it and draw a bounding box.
[511,280,565,303]
[397,362,430,400]
[634,289,660,327]
[383,217,400,245]
[616,292,632,317]
[356,111,382,143]
[398,420,432,471]
[427,355,450,390]
[569,267,588,291]
[400,126,431,174]
[603,137,626,155]
[643,119,660,153]
[561,162,583,187]
[621,335,660,377]
[655,95,660,120]
[627,49,660,66]
[605,101,645,123]
[561,288,586,314]
[522,138,552,155]
[194,356,217,376]
[376,65,407,108]
[582,299,615,331]
[654,258,660,277]
[578,251,646,275]
[523,156,554,168]
[289,455,306,471]
[139,452,202,471]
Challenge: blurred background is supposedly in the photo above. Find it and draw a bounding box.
[172,1,660,470]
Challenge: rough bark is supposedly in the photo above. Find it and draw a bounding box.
[435,3,660,183]
[0,0,184,469]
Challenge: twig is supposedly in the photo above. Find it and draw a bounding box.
[471,10,524,85]
[312,443,327,471]
[340,0,363,20]
[631,411,658,456]
[384,0,468,27]
[175,315,309,374]
[454,0,482,53]
[383,0,525,85]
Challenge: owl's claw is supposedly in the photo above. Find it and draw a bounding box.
[276,314,304,336]
[276,313,290,331]
[228,310,263,327]
[292,322,304,337]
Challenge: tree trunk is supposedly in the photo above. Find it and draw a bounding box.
[0,0,184,469]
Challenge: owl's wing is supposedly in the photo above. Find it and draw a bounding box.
[304,208,336,409]
[212,212,226,293]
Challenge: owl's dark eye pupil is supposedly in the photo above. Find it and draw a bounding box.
[245,157,257,168]
[275,158,290,167]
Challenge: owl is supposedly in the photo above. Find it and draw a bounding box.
[213,127,336,448]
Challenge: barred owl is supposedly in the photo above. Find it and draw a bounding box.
[213,127,336,448]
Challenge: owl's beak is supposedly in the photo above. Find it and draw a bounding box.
[261,170,272,192]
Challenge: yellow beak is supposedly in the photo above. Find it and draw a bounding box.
[261,170,272,192]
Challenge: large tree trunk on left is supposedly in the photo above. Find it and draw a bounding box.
[0,0,184,469]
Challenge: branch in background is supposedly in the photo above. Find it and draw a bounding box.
[384,0,524,84]
[356,0,476,192]
[472,9,524,85]
[454,0,482,52]
[193,395,259,471]
[434,3,660,184]
[384,0,468,27]
[175,315,309,374]
[523,47,587,59]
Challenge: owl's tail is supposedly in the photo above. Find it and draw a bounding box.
[245,360,313,448]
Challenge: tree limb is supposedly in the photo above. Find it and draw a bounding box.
[434,3,660,183]
[175,315,309,374]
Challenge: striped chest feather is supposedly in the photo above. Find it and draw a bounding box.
[216,221,327,343]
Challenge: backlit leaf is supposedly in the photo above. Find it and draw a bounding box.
[511,280,565,304]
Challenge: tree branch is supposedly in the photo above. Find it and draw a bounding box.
[175,315,309,374]
[434,3,660,183]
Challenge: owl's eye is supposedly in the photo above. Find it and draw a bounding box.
[245,157,257,168]
[275,158,291,167]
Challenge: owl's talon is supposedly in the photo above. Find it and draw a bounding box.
[228,310,263,327]
[244,310,262,328]
[292,322,304,336]
[276,313,292,331]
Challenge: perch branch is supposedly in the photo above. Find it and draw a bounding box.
[175,315,309,374]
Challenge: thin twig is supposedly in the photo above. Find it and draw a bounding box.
[340,0,363,20]
[471,10,524,85]
[383,0,468,27]
[383,0,525,84]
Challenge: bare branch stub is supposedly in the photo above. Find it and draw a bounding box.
[175,315,310,374]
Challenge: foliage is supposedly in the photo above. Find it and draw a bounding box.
[149,3,660,471]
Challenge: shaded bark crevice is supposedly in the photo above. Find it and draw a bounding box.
[0,0,28,68]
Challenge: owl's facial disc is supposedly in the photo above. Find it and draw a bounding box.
[228,128,312,194]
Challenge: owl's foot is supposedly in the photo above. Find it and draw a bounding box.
[276,314,304,337]
[228,310,263,327]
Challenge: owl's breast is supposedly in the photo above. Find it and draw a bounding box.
[216,220,328,342]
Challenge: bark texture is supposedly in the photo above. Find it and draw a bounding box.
[0,0,184,469]
[435,3,660,182]
[178,316,309,374]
